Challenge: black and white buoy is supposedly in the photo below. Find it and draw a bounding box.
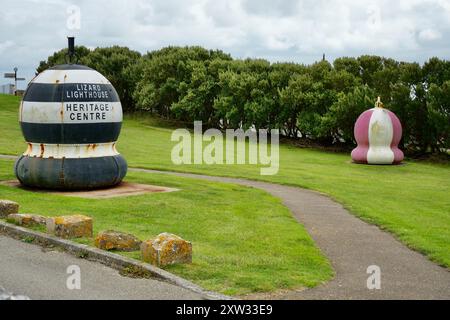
[15,37,127,190]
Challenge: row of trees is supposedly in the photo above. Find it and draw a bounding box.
[37,46,450,154]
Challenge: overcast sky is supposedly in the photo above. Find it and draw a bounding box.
[1,0,450,89]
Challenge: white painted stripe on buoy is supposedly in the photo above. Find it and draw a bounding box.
[20,101,123,123]
[367,108,395,164]
[23,142,119,159]
[32,69,111,84]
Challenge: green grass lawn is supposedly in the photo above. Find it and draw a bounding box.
[125,120,450,270]
[1,93,449,271]
[0,158,332,295]
[0,95,335,296]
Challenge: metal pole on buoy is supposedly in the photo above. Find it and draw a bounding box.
[67,36,75,63]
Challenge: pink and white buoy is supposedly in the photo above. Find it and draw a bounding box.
[351,98,404,165]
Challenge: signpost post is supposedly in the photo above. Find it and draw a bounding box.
[4,67,25,95]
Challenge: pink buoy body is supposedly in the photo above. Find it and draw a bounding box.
[351,105,404,165]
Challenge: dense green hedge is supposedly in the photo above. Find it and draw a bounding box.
[38,46,450,153]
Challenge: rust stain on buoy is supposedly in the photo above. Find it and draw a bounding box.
[39,144,45,158]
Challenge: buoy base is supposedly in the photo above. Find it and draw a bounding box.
[351,146,404,165]
[15,155,127,190]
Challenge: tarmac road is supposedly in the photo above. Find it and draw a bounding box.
[0,235,202,300]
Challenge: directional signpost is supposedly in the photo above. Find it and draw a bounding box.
[4,67,25,95]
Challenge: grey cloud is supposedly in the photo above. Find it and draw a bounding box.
[242,0,300,17]
[0,0,449,90]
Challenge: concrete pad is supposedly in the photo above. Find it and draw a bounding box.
[0,180,179,199]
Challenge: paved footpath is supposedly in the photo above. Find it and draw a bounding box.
[131,169,450,300]
[0,235,202,300]
[1,153,449,299]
